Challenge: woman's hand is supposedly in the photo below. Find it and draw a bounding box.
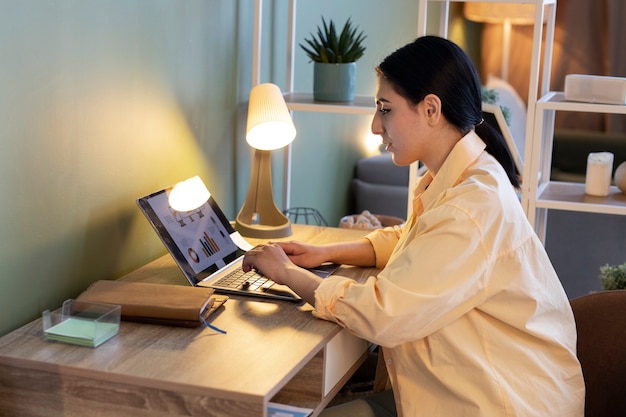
[275,241,329,269]
[280,238,378,269]
[241,243,294,285]
[242,242,324,305]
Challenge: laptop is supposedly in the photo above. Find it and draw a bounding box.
[136,180,337,302]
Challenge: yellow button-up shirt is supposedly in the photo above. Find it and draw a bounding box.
[314,132,585,416]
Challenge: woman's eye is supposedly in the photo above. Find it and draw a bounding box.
[378,107,390,115]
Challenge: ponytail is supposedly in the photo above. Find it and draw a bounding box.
[475,121,520,189]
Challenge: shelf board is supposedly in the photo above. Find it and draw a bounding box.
[538,92,626,114]
[284,93,375,115]
[535,181,626,215]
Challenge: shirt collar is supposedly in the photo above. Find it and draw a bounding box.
[413,130,486,211]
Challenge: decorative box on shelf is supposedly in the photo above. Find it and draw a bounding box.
[564,74,626,105]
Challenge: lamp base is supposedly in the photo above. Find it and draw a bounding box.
[235,217,292,239]
[235,148,293,239]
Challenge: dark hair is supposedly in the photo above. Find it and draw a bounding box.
[376,36,520,189]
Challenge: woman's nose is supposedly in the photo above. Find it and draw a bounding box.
[371,113,383,135]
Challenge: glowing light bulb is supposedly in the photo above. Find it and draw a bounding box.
[168,176,210,212]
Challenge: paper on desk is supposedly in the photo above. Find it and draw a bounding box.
[267,402,313,417]
[44,318,119,347]
[231,231,254,251]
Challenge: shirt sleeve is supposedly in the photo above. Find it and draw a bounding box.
[364,225,403,269]
[314,202,491,347]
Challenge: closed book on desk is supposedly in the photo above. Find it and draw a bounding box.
[77,280,227,327]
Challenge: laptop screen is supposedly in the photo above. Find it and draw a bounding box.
[137,187,245,285]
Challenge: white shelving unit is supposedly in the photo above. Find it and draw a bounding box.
[526,91,626,242]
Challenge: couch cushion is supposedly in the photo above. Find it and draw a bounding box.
[354,153,409,186]
[351,179,408,220]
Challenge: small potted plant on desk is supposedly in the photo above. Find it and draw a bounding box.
[299,17,366,102]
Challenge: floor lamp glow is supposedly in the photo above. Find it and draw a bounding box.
[235,83,296,239]
[464,3,537,82]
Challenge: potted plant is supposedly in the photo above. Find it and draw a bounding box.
[481,87,511,125]
[599,262,626,290]
[299,17,366,102]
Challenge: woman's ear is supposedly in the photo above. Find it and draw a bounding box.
[422,94,442,125]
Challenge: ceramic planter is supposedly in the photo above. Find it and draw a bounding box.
[313,62,356,102]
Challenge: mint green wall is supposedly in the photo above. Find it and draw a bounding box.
[0,1,467,336]
[0,1,251,336]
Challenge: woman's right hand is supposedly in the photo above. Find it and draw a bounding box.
[274,241,329,269]
[277,238,378,269]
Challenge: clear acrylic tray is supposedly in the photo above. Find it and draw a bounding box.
[42,299,121,347]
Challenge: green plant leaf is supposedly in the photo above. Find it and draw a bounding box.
[599,263,626,290]
[299,16,366,64]
[481,87,511,125]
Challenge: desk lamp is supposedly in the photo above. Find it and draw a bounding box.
[168,176,210,212]
[235,83,296,238]
[464,3,537,82]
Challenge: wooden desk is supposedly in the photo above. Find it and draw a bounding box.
[0,225,377,417]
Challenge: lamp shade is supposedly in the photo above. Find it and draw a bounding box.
[246,83,296,151]
[464,3,536,25]
[168,176,210,212]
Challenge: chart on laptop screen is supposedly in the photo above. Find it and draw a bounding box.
[146,191,238,275]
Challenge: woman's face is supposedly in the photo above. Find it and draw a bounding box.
[371,77,430,167]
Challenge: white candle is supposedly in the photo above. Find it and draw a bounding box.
[585,152,614,197]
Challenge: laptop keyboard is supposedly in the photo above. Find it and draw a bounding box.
[214,268,274,292]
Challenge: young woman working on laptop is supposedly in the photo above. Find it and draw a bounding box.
[242,36,585,417]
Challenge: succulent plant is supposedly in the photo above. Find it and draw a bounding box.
[599,262,626,290]
[299,17,366,64]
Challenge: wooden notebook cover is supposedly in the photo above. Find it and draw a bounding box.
[77,280,227,327]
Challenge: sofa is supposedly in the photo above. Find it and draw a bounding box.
[351,152,410,220]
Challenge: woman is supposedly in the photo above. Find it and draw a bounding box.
[242,36,585,416]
